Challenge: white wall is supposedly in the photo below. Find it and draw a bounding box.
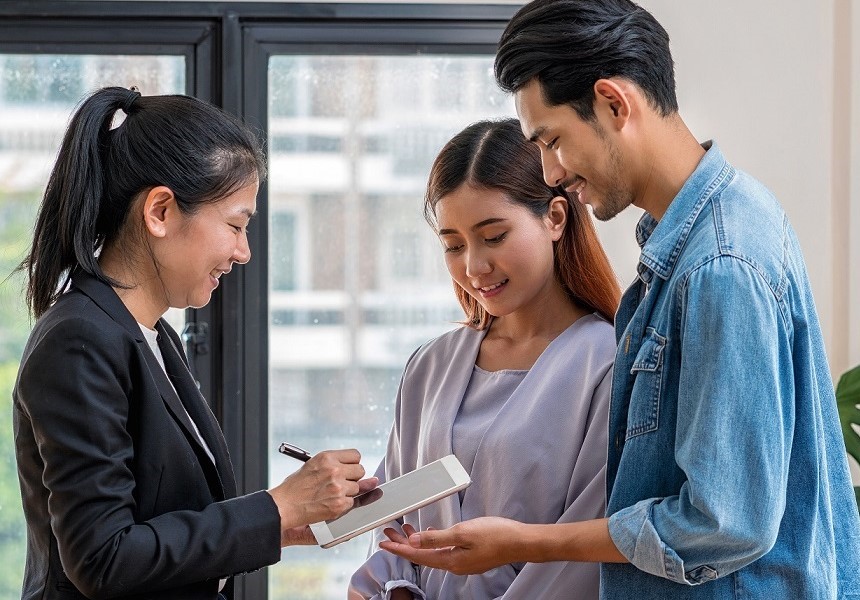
[850,0,860,375]
[848,0,860,485]
[642,1,840,365]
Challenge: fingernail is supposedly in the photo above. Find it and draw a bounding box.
[409,533,421,547]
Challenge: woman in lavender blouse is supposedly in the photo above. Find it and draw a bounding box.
[348,118,620,600]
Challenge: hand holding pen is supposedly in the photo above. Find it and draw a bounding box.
[268,442,378,547]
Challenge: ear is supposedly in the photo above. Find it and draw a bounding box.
[546,196,569,241]
[593,78,632,130]
[141,186,178,238]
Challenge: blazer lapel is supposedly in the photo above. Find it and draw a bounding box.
[70,271,235,500]
[155,322,237,500]
[72,272,199,445]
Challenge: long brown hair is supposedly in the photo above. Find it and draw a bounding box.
[424,118,620,329]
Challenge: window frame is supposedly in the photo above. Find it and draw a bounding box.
[0,3,518,598]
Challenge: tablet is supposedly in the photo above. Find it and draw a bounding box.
[309,454,471,549]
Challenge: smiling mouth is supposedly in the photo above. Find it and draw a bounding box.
[565,176,586,196]
[477,279,509,293]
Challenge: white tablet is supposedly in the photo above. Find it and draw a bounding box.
[309,454,471,549]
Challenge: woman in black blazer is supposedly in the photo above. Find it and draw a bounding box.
[13,87,375,600]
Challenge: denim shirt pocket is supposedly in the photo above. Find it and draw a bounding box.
[626,327,667,439]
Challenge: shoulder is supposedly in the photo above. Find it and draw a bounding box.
[571,313,617,356]
[680,169,790,293]
[562,313,616,361]
[714,169,786,252]
[405,325,480,370]
[15,292,143,418]
[22,290,137,371]
[540,313,616,377]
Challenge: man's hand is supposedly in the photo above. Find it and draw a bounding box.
[379,517,525,575]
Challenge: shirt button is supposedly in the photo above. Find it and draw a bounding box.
[615,430,625,451]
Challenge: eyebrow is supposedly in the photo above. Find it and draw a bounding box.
[527,125,548,144]
[438,217,508,236]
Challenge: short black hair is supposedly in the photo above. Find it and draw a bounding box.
[495,0,678,121]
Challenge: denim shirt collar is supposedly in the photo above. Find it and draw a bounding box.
[634,140,732,283]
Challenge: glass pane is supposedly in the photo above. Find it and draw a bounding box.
[0,54,185,596]
[267,55,515,599]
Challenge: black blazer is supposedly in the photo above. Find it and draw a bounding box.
[13,271,280,600]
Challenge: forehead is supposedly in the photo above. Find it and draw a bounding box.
[435,185,523,228]
[514,80,551,134]
[514,79,579,140]
[209,181,259,216]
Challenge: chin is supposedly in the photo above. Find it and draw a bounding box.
[477,302,510,318]
[189,291,214,309]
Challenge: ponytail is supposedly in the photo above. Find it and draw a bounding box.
[21,87,136,318]
[19,86,265,318]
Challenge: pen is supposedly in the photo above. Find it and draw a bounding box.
[278,442,312,462]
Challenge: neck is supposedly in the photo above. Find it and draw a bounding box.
[632,113,705,221]
[489,280,587,342]
[99,242,168,329]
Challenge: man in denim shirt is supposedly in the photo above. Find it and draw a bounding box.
[379,0,860,597]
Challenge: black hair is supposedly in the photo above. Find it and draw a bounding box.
[495,0,678,121]
[19,86,266,318]
[424,118,619,328]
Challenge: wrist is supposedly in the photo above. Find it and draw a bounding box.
[515,522,552,563]
[522,518,627,564]
[516,521,590,563]
[266,488,302,530]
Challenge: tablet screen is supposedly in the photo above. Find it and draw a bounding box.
[325,457,463,540]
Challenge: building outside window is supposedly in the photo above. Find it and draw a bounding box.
[267,54,515,597]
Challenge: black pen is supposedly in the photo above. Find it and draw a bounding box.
[278,442,312,462]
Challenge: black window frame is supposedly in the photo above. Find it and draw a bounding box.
[0,3,518,598]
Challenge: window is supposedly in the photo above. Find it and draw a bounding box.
[271,211,299,292]
[0,52,185,597]
[266,52,514,600]
[0,5,522,600]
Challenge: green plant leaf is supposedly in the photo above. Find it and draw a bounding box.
[836,364,860,467]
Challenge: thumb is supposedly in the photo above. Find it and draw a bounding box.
[409,528,452,549]
[357,477,379,494]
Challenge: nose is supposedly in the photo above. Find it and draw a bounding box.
[233,230,252,264]
[541,150,566,188]
[464,246,491,279]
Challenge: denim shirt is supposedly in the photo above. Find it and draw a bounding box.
[601,142,860,599]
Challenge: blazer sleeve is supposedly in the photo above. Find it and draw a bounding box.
[15,316,281,599]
